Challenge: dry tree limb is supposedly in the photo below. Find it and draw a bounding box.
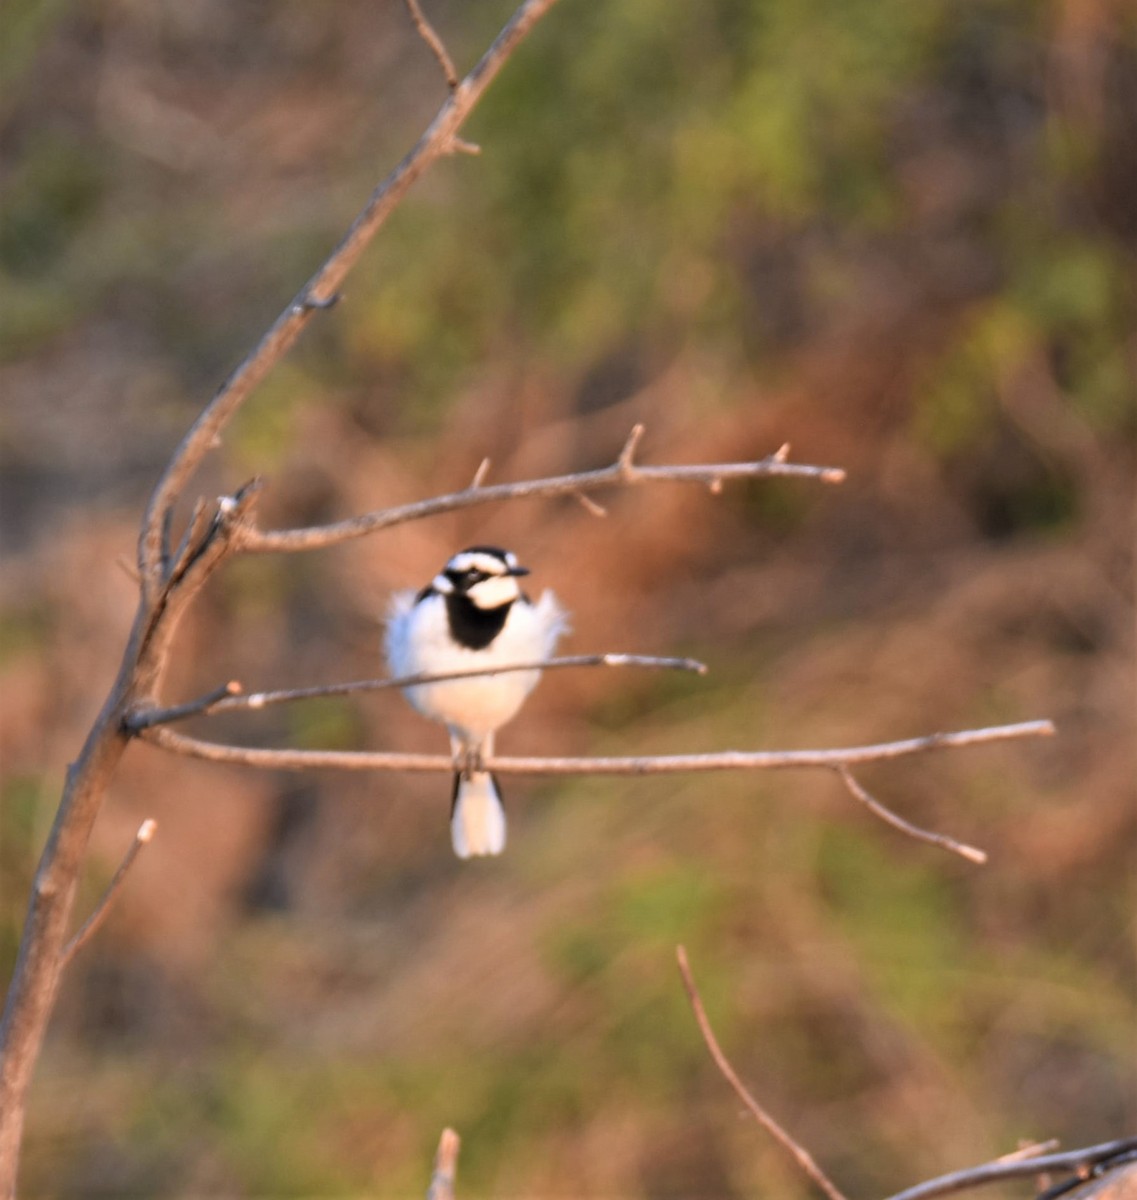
[426,1128,462,1200]
[881,1138,1137,1200]
[0,3,565,1191]
[139,720,1054,775]
[676,945,850,1200]
[136,0,564,596]
[60,820,157,969]
[124,654,708,731]
[238,424,846,554]
[137,721,1053,863]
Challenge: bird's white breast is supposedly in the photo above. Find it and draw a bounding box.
[385,590,566,742]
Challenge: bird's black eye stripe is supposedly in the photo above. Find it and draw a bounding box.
[446,568,488,588]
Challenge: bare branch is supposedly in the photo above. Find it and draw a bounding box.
[125,681,245,732]
[0,7,567,1187]
[835,766,988,865]
[574,490,608,517]
[470,457,492,488]
[136,0,565,585]
[881,1138,1137,1200]
[59,820,157,969]
[125,654,707,732]
[138,720,1055,777]
[238,439,848,554]
[676,945,849,1200]
[618,421,645,477]
[426,1127,461,1200]
[404,0,460,90]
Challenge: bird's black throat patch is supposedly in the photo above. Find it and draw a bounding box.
[445,593,512,650]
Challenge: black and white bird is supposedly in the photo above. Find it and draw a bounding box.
[385,546,567,858]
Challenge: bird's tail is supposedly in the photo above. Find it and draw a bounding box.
[450,771,507,858]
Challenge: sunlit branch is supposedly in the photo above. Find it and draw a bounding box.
[237,427,846,554]
[882,1138,1137,1200]
[124,654,707,732]
[139,721,1054,777]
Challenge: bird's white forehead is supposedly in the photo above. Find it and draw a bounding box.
[445,550,518,575]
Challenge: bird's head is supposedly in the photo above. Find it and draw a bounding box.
[432,546,530,610]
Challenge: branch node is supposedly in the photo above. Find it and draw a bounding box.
[773,442,791,463]
[821,467,847,484]
[448,135,482,156]
[708,476,723,495]
[297,291,341,313]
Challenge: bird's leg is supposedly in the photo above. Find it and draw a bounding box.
[476,732,494,774]
[448,730,483,778]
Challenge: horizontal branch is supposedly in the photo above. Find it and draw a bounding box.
[238,430,846,554]
[124,654,706,732]
[882,1137,1137,1200]
[139,720,1054,775]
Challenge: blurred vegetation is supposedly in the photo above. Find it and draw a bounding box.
[1,0,1134,1195]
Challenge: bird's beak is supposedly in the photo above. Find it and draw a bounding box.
[507,565,530,577]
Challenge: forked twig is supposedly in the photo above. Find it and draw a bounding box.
[676,946,849,1200]
[835,766,988,864]
[60,820,157,968]
[136,0,565,593]
[237,431,846,554]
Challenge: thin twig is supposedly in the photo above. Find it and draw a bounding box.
[59,820,157,968]
[404,0,460,89]
[999,1140,1061,1163]
[426,1127,461,1200]
[835,766,988,864]
[882,1138,1137,1200]
[470,457,491,488]
[124,681,244,732]
[136,0,565,589]
[238,437,847,554]
[138,720,1055,775]
[125,654,707,732]
[676,946,849,1200]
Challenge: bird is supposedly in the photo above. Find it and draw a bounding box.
[384,546,567,858]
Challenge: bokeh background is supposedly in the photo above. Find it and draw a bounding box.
[2,0,1135,1195]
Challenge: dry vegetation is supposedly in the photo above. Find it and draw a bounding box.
[1,0,1134,1195]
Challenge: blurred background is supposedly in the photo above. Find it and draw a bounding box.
[1,0,1135,1195]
